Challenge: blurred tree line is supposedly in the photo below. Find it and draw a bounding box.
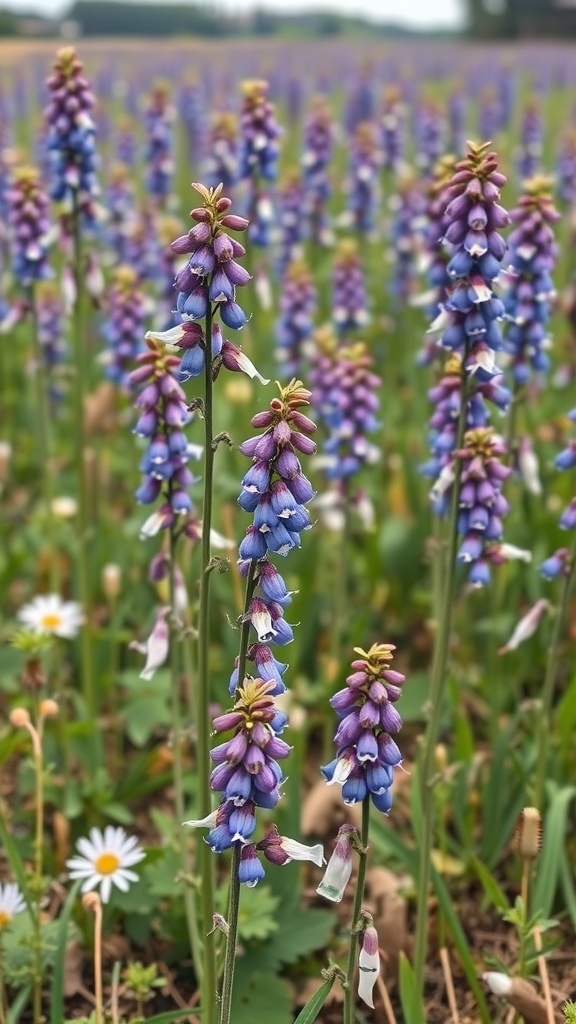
[465,0,576,38]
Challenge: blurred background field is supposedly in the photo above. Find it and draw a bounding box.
[1,2,576,1023]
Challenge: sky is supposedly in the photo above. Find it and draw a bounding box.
[7,0,464,31]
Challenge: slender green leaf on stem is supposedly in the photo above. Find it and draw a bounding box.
[535,540,576,813]
[533,784,576,919]
[559,849,576,930]
[168,524,202,984]
[292,977,336,1024]
[369,819,492,1024]
[413,367,470,1000]
[196,300,217,1024]
[70,187,95,730]
[398,952,425,1024]
[6,985,31,1024]
[145,1011,204,1024]
[343,798,370,1024]
[50,879,82,1024]
[218,845,241,1024]
[470,856,509,913]
[0,816,33,909]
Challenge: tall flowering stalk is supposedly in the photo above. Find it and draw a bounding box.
[536,412,576,811]
[381,86,405,175]
[277,169,305,275]
[332,240,370,336]
[239,80,281,248]
[146,182,258,1022]
[347,121,381,238]
[44,47,99,718]
[8,167,56,585]
[414,141,511,999]
[516,100,543,184]
[203,111,238,192]
[275,260,316,378]
[503,176,559,456]
[186,381,320,1024]
[317,643,407,1024]
[129,335,202,989]
[144,81,175,213]
[302,96,333,246]
[102,266,145,392]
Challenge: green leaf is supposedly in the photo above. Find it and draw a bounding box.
[230,969,292,1024]
[399,952,425,1024]
[7,984,31,1024]
[470,856,509,912]
[292,977,336,1024]
[0,815,33,910]
[236,885,280,942]
[264,906,334,966]
[533,785,576,918]
[144,849,183,899]
[50,880,82,1024]
[145,1011,204,1023]
[122,693,172,747]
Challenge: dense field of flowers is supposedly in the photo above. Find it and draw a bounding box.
[1,34,576,1024]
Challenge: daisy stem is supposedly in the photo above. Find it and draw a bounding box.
[343,796,370,1024]
[412,372,468,1006]
[168,523,203,985]
[534,532,576,812]
[26,717,44,1024]
[93,897,104,1024]
[70,189,95,728]
[196,301,217,1023]
[218,845,241,1024]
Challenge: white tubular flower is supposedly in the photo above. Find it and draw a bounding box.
[498,598,551,654]
[0,882,26,928]
[17,594,84,639]
[358,925,380,1008]
[277,838,325,867]
[132,607,170,680]
[429,461,456,504]
[66,826,145,904]
[518,436,542,496]
[482,972,512,996]
[182,810,218,829]
[498,543,532,563]
[316,824,356,903]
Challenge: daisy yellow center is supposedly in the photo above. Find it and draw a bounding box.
[41,613,62,630]
[95,852,120,875]
[0,911,12,929]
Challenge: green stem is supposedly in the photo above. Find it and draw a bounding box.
[70,190,94,722]
[216,563,257,1024]
[196,302,217,1024]
[28,284,57,593]
[218,846,241,1024]
[168,524,203,985]
[30,720,44,1024]
[534,532,576,812]
[504,378,523,464]
[343,798,370,1024]
[323,484,351,761]
[413,375,469,1002]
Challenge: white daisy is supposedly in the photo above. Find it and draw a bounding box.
[0,882,26,928]
[17,594,85,639]
[66,826,145,904]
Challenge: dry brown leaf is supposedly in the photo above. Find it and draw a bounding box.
[52,810,71,870]
[63,938,85,997]
[84,382,118,435]
[365,866,409,978]
[301,779,361,838]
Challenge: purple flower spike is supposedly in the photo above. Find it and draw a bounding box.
[321,644,406,816]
